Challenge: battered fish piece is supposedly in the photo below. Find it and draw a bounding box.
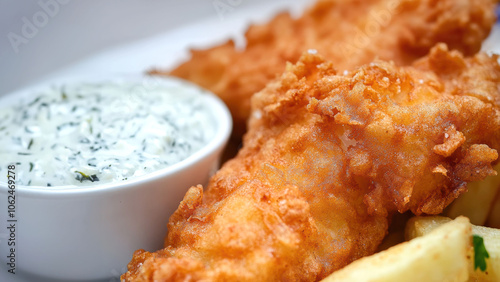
[158,0,496,138]
[122,45,500,281]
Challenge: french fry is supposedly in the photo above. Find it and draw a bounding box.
[322,217,471,282]
[406,216,500,281]
[445,163,500,226]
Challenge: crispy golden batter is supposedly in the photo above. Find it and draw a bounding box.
[158,0,496,138]
[123,45,500,281]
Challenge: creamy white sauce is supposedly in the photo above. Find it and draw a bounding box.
[0,80,216,187]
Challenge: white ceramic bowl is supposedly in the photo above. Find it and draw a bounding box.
[0,75,232,280]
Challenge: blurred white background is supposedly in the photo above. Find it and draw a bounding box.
[0,0,307,95]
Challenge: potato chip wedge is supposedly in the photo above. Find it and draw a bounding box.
[406,216,500,281]
[322,217,471,282]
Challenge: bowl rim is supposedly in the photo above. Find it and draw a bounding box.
[0,74,232,197]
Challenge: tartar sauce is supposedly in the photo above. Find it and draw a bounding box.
[0,79,216,187]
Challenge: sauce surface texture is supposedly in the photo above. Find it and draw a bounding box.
[0,80,216,187]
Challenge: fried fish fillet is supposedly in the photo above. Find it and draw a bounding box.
[122,44,500,281]
[157,0,496,138]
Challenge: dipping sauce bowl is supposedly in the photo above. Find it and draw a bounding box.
[0,75,232,280]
